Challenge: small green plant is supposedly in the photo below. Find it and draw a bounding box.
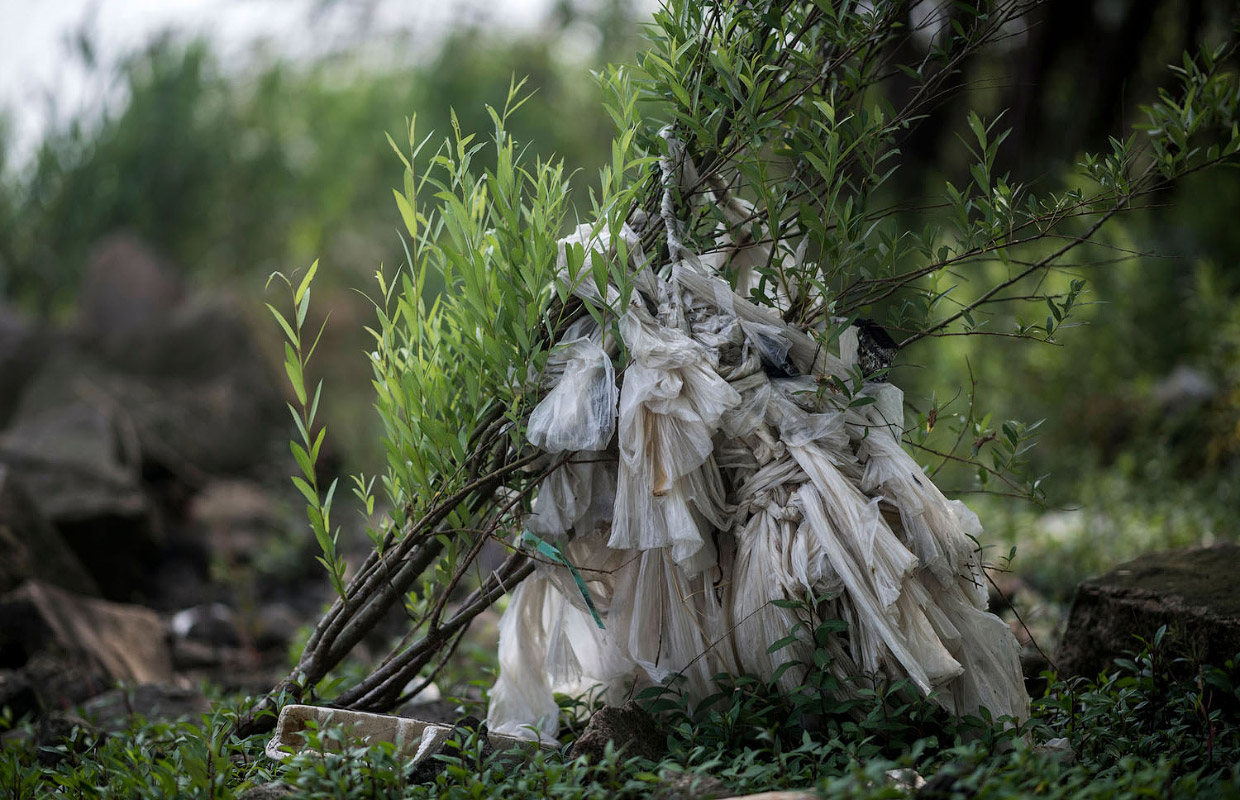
[1036,626,1240,774]
[4,632,1240,798]
[267,261,347,599]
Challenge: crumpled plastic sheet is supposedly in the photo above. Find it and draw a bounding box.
[527,336,617,454]
[485,182,1031,742]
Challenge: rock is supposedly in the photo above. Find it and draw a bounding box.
[406,716,493,785]
[566,700,666,764]
[77,287,289,479]
[172,603,241,648]
[886,768,926,791]
[0,382,155,602]
[1058,544,1240,677]
[79,684,211,732]
[237,784,294,800]
[28,234,285,480]
[254,602,303,651]
[657,770,730,799]
[0,302,46,428]
[144,534,213,612]
[171,637,225,671]
[76,233,184,372]
[1,304,288,602]
[34,712,103,766]
[96,307,286,475]
[1033,737,1075,764]
[0,465,99,596]
[0,394,147,523]
[19,651,111,713]
[190,481,304,573]
[0,669,36,721]
[168,603,268,683]
[0,581,174,711]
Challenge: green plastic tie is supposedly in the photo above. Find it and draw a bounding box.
[520,530,605,629]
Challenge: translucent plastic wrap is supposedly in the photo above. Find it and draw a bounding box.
[607,548,738,698]
[486,578,562,741]
[851,397,981,586]
[527,337,617,453]
[731,478,814,693]
[487,154,1030,739]
[527,457,615,539]
[487,575,638,742]
[609,308,740,571]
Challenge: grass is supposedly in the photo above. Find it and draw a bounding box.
[4,631,1238,799]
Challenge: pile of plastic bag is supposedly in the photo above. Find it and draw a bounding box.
[485,152,1030,742]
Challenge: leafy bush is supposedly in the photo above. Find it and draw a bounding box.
[242,0,1240,729]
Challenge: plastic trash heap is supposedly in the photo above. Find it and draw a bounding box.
[485,142,1030,742]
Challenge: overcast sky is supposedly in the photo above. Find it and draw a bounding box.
[0,0,562,164]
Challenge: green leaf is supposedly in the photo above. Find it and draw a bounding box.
[393,189,418,237]
[284,351,307,407]
[297,287,312,329]
[291,476,318,507]
[322,478,339,520]
[294,259,319,306]
[310,425,327,464]
[290,441,313,479]
[386,131,411,171]
[307,381,323,428]
[265,303,297,344]
[766,634,801,654]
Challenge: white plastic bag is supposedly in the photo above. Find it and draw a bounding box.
[527,457,616,539]
[528,337,617,453]
[490,177,1032,738]
[486,577,561,741]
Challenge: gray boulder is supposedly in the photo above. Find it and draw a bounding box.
[0,385,154,601]
[0,465,99,596]
[0,581,175,712]
[566,700,666,764]
[0,303,46,428]
[1058,544,1240,676]
[76,232,185,374]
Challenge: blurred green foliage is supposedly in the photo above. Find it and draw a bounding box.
[0,1,1237,606]
[0,23,625,312]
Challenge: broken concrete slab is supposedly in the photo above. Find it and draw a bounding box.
[266,704,558,768]
[265,704,454,763]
